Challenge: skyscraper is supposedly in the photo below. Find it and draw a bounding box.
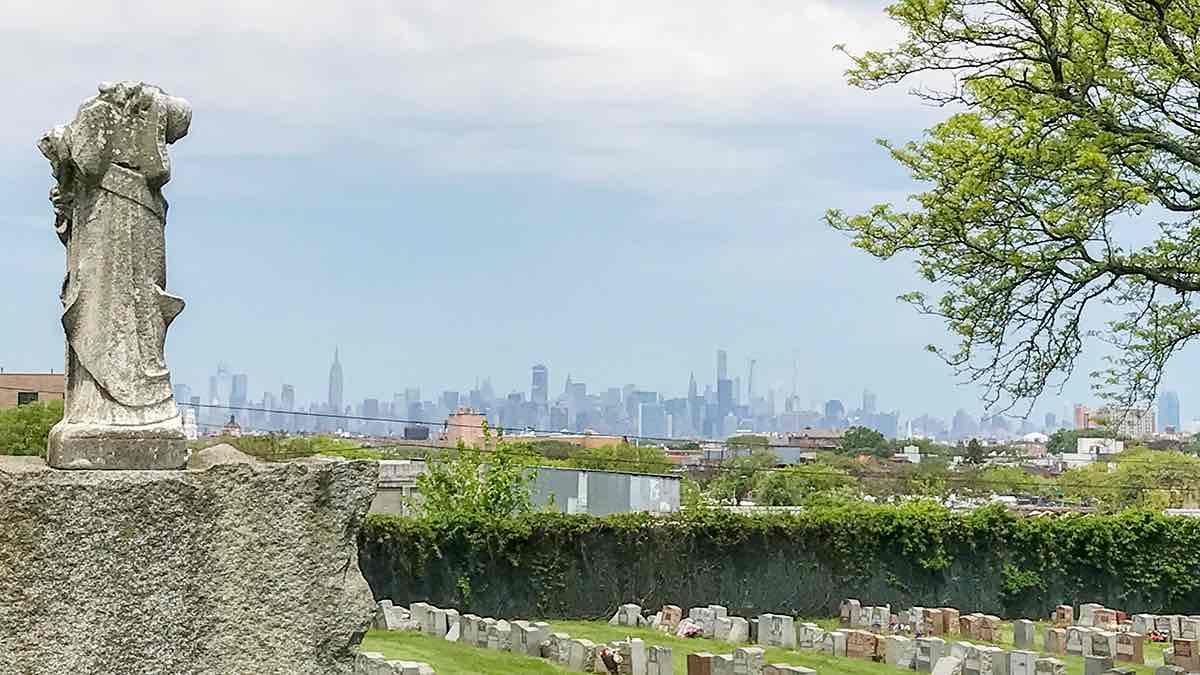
[862,389,877,415]
[328,348,344,415]
[231,374,248,409]
[716,349,728,382]
[716,378,733,430]
[531,364,549,406]
[1161,391,1181,432]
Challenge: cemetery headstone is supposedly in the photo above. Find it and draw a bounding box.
[1132,614,1156,635]
[841,599,862,627]
[1093,609,1119,632]
[925,608,946,636]
[611,603,645,627]
[716,616,750,643]
[979,615,1003,642]
[1054,605,1074,628]
[660,605,683,633]
[1115,632,1144,664]
[976,645,1005,675]
[932,656,964,675]
[1034,657,1066,675]
[763,667,816,675]
[886,635,917,669]
[940,608,961,635]
[847,630,878,660]
[917,637,948,673]
[959,614,982,640]
[1013,620,1036,649]
[1084,656,1114,675]
[568,639,597,672]
[757,614,796,649]
[1079,604,1103,627]
[1171,638,1200,671]
[1010,650,1038,675]
[1091,631,1117,659]
[688,652,715,675]
[647,645,673,675]
[1044,627,1067,655]
[733,647,764,675]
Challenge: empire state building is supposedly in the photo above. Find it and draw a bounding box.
[327,348,344,416]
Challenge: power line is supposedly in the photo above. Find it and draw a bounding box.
[190,421,1198,494]
[188,401,1200,469]
[7,385,1195,474]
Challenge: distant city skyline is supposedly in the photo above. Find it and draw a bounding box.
[171,348,1192,441]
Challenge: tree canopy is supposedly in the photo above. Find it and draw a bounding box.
[0,400,63,456]
[841,426,891,457]
[829,0,1200,412]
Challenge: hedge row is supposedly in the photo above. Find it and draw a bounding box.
[357,502,1200,620]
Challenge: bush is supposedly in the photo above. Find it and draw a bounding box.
[359,503,1200,620]
[0,400,64,456]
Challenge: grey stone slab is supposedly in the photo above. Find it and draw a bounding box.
[0,457,377,673]
[933,656,964,675]
[757,614,796,648]
[1013,620,1036,649]
[1084,656,1113,675]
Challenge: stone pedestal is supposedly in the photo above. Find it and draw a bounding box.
[48,418,187,470]
[0,454,377,673]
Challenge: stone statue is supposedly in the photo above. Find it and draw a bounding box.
[38,82,192,469]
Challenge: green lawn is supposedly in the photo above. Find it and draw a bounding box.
[361,619,1165,675]
[362,630,565,675]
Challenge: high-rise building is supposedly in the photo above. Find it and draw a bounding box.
[823,399,845,420]
[717,349,728,382]
[1073,404,1090,430]
[862,389,877,415]
[328,348,344,416]
[1161,391,1181,432]
[280,384,295,411]
[231,373,248,408]
[1090,404,1157,439]
[531,364,549,406]
[716,378,734,429]
[1043,412,1056,432]
[638,402,668,438]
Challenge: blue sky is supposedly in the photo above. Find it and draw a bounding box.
[3,0,1194,422]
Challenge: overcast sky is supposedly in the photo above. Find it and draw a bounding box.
[3,0,1194,422]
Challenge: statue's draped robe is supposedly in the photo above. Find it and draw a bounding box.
[52,93,185,427]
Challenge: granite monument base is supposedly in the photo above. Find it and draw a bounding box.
[47,417,188,470]
[0,453,377,674]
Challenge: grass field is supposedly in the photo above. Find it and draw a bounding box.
[360,619,1166,675]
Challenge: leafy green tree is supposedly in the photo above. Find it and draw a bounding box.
[413,442,534,520]
[709,449,779,505]
[0,399,63,456]
[841,426,888,457]
[1046,428,1116,455]
[753,464,855,506]
[964,438,986,465]
[557,443,673,475]
[829,0,1200,411]
[1060,448,1200,511]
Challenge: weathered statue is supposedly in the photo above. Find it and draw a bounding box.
[39,82,192,469]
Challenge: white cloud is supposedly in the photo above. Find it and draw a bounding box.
[1,0,921,194]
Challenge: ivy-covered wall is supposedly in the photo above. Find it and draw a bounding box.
[357,503,1200,620]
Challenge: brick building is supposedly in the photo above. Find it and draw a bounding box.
[0,373,65,409]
